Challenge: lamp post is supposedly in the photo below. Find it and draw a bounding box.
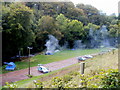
[27,47,33,75]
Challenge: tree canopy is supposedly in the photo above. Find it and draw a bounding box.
[2,3,35,61]
[2,2,119,61]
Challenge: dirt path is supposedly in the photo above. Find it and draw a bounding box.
[0,53,98,86]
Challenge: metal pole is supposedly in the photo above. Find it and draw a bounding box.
[28,48,30,75]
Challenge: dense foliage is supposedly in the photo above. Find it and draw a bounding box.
[2,2,119,61]
[2,3,35,61]
[43,69,120,88]
[3,69,120,88]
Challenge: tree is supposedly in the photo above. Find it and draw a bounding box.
[56,14,69,31]
[87,23,100,30]
[65,20,85,48]
[109,24,118,38]
[35,15,62,51]
[56,14,70,45]
[2,3,35,61]
[76,4,107,25]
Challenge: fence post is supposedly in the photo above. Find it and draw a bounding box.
[80,62,85,87]
[80,62,85,74]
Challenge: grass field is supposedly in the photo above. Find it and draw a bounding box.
[1,48,104,74]
[4,48,118,88]
[85,49,118,74]
[32,49,118,88]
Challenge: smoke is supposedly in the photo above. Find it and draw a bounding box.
[89,25,111,48]
[89,28,100,48]
[45,35,59,55]
[60,41,68,50]
[45,26,115,53]
[73,25,116,49]
[100,25,110,47]
[73,40,85,49]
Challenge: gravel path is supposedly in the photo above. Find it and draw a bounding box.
[0,53,98,86]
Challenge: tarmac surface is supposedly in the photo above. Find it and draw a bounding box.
[0,53,98,86]
[0,57,78,86]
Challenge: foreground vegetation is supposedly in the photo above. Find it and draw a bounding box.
[3,49,119,88]
[41,69,120,88]
[2,49,102,74]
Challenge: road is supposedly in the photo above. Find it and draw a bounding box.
[0,57,78,86]
[0,53,98,86]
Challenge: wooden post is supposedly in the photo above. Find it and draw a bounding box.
[80,62,85,74]
[80,62,85,87]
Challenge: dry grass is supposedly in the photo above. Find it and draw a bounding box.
[15,49,119,88]
[41,49,119,88]
[85,49,118,74]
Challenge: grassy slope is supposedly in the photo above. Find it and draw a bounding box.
[9,48,118,88]
[85,49,118,74]
[2,49,101,74]
[23,49,118,88]
[42,49,118,88]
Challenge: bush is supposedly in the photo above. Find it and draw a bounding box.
[33,80,43,88]
[69,71,79,76]
[62,75,73,83]
[3,69,119,88]
[3,82,18,88]
[100,69,120,88]
[78,69,120,88]
[50,77,64,88]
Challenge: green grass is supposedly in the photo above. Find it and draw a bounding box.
[2,48,118,88]
[1,48,103,74]
[27,49,118,88]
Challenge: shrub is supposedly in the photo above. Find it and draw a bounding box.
[69,71,79,76]
[33,80,43,88]
[50,77,64,88]
[62,75,73,83]
[100,69,120,88]
[78,69,120,88]
[3,82,18,88]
